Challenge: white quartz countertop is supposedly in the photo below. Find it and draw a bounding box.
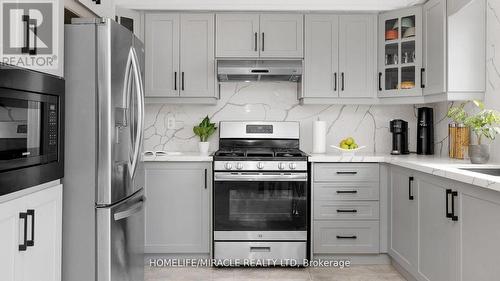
[143,152,213,162]
[308,153,500,192]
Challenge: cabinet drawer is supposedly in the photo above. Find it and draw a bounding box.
[314,201,379,220]
[314,164,379,182]
[314,182,379,201]
[313,221,379,254]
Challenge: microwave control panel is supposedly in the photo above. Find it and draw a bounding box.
[48,103,58,152]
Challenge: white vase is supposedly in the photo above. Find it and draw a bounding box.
[198,142,210,155]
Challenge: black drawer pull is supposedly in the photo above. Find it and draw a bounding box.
[336,190,358,194]
[254,32,258,51]
[421,68,426,88]
[451,191,458,221]
[336,209,357,213]
[19,212,28,251]
[341,72,345,91]
[408,176,414,200]
[336,235,357,239]
[336,171,358,175]
[174,72,177,90]
[27,209,35,247]
[334,72,337,91]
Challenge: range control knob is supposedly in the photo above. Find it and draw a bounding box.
[257,162,265,169]
[236,162,244,170]
[224,162,233,170]
[289,163,297,170]
[278,162,286,170]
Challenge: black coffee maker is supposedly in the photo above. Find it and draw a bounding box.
[390,119,409,155]
[417,107,434,155]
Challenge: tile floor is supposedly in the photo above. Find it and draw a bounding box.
[145,265,407,281]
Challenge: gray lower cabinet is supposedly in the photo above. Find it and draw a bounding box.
[389,167,418,275]
[389,166,500,281]
[416,174,459,281]
[144,162,211,254]
[312,163,380,255]
[459,183,500,281]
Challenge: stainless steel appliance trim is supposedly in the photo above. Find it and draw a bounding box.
[214,172,307,182]
[214,161,307,171]
[213,241,307,265]
[214,231,307,241]
[219,121,300,139]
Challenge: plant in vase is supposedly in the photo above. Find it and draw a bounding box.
[447,100,500,164]
[193,116,217,155]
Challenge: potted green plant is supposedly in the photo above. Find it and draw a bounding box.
[447,100,500,164]
[193,116,217,155]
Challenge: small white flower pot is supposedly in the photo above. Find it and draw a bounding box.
[198,142,210,155]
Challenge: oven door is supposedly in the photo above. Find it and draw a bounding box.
[214,172,308,240]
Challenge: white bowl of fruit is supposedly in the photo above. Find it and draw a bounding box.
[330,137,366,156]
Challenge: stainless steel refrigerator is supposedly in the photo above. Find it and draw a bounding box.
[63,19,145,281]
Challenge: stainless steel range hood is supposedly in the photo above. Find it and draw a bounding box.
[217,60,303,82]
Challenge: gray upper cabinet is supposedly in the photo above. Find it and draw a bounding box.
[304,15,339,98]
[422,0,486,99]
[422,0,446,96]
[145,14,180,97]
[145,162,211,254]
[180,14,216,97]
[216,13,303,58]
[302,14,376,102]
[215,14,260,58]
[338,15,376,98]
[145,13,216,102]
[389,167,418,276]
[259,14,303,58]
[378,6,423,98]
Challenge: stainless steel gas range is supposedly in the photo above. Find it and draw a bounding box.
[213,121,309,266]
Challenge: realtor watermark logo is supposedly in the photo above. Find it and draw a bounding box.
[1,0,58,69]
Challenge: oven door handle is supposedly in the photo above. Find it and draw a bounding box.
[214,173,307,182]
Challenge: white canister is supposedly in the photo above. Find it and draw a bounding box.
[312,120,327,154]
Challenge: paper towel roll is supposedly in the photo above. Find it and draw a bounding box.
[312,120,326,153]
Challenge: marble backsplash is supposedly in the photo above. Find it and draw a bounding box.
[144,0,500,159]
[144,82,424,154]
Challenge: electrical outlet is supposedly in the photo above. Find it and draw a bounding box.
[167,117,176,130]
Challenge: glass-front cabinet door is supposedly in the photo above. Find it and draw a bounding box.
[378,7,423,97]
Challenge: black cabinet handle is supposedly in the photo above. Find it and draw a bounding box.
[451,191,458,221]
[19,212,28,251]
[334,73,337,91]
[341,72,345,91]
[336,190,358,194]
[337,171,357,175]
[446,189,453,218]
[254,32,258,51]
[174,72,177,90]
[181,72,185,91]
[95,0,101,4]
[336,235,357,239]
[421,68,425,89]
[336,209,357,213]
[261,32,265,52]
[378,72,382,91]
[408,176,414,200]
[27,209,35,247]
[204,169,207,189]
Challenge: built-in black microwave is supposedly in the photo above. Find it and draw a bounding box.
[0,65,64,196]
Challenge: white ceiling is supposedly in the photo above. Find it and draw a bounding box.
[116,0,427,11]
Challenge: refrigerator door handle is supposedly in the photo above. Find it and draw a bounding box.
[114,198,145,221]
[126,47,144,178]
